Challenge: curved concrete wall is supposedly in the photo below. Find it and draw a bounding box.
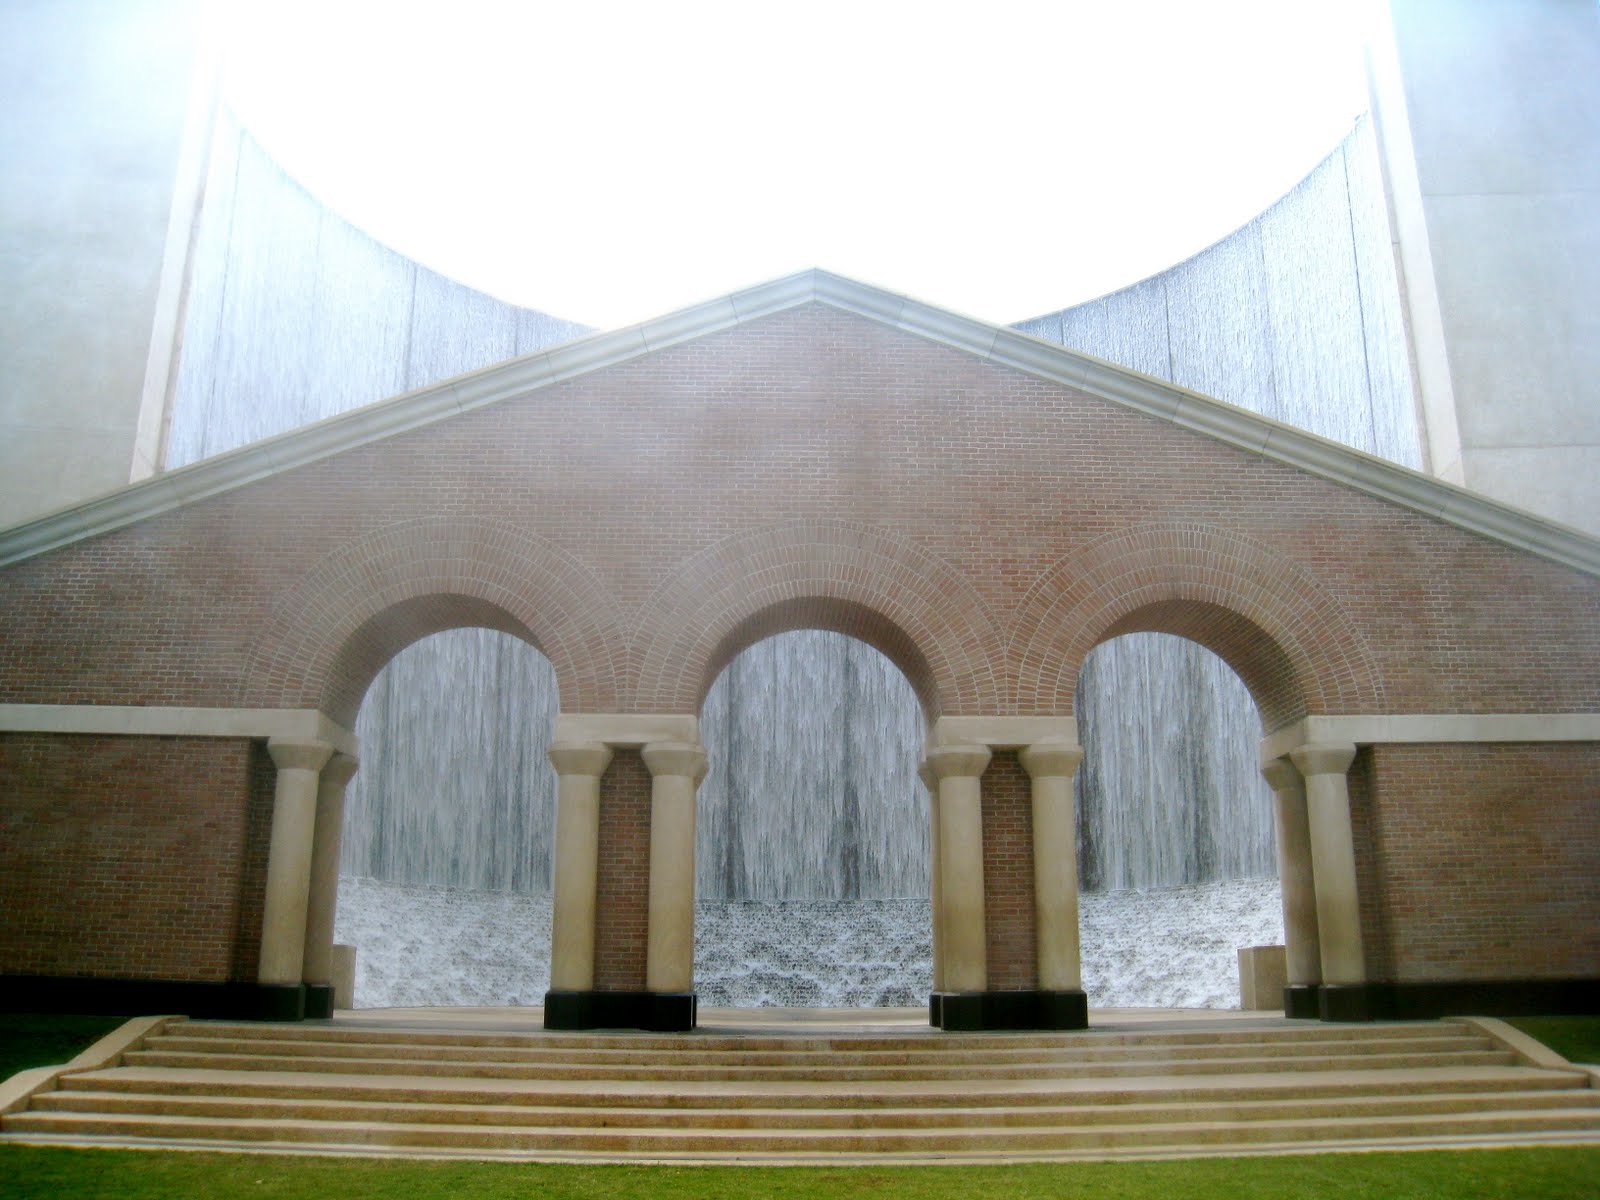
[0,0,204,527]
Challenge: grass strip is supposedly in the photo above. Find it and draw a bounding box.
[0,1014,127,1082]
[1506,1017,1600,1066]
[2,1145,1599,1200]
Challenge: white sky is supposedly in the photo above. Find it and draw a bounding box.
[220,1,1377,329]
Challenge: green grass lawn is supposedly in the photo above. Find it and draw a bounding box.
[0,1145,1598,1200]
[0,1013,126,1082]
[3,1014,1598,1199]
[1507,1017,1600,1066]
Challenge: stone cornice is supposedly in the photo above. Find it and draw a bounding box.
[1260,713,1600,763]
[0,704,358,757]
[3,270,1598,578]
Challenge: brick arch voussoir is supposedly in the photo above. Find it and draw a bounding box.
[1010,523,1384,727]
[631,520,1006,718]
[239,517,625,722]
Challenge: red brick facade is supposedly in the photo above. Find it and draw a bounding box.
[1,295,1596,1016]
[980,751,1036,991]
[593,749,651,992]
[0,734,272,981]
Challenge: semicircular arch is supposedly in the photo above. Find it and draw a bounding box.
[239,516,625,724]
[631,520,1006,719]
[1010,523,1384,729]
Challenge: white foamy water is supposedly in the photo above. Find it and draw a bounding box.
[335,877,1282,1012]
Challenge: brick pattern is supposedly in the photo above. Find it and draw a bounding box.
[981,751,1037,991]
[1,302,1598,993]
[0,734,262,981]
[593,749,651,991]
[2,305,1595,722]
[1354,743,1600,982]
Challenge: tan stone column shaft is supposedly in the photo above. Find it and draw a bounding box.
[302,752,358,988]
[918,761,944,992]
[642,740,708,994]
[1262,755,1321,988]
[547,741,613,991]
[1019,738,1084,992]
[260,738,334,987]
[927,744,990,993]
[1290,742,1365,985]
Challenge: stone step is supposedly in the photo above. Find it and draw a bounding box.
[60,1062,1590,1109]
[118,1046,1519,1081]
[30,1085,1600,1132]
[171,1019,1475,1053]
[9,1106,1600,1156]
[137,1031,1496,1068]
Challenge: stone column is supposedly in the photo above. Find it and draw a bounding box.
[926,744,990,994]
[918,760,945,996]
[1262,755,1321,1017]
[1290,742,1367,1019]
[301,752,358,1017]
[259,738,334,1013]
[1019,738,1084,995]
[547,741,613,993]
[642,740,708,1004]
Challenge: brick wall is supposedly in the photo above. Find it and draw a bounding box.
[1355,743,1600,982]
[593,749,650,991]
[0,734,264,981]
[981,751,1036,990]
[1,301,1598,995]
[1,305,1594,726]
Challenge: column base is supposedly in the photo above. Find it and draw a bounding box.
[1317,983,1375,1022]
[303,983,336,1020]
[1283,984,1321,1019]
[929,990,1088,1031]
[543,990,698,1032]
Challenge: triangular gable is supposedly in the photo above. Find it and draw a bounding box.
[3,269,1597,576]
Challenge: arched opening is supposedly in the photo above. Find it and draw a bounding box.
[1075,611,1290,1011]
[326,600,561,1009]
[694,627,931,1007]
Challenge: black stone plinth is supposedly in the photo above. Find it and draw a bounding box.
[1283,984,1321,1019]
[303,984,336,1020]
[543,989,697,1032]
[0,975,307,1021]
[929,989,1088,1031]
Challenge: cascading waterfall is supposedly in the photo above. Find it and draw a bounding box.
[1076,636,1276,893]
[340,630,560,893]
[171,109,1422,1009]
[697,631,927,901]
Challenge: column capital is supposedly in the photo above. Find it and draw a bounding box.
[917,761,938,792]
[926,743,991,779]
[548,741,614,777]
[267,737,334,773]
[1260,755,1303,792]
[319,752,359,790]
[1019,738,1083,779]
[1290,741,1358,778]
[642,740,708,784]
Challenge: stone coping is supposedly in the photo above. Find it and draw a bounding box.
[0,705,357,757]
[1260,713,1600,763]
[0,270,1597,578]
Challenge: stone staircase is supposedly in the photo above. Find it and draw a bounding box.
[4,1016,1599,1162]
